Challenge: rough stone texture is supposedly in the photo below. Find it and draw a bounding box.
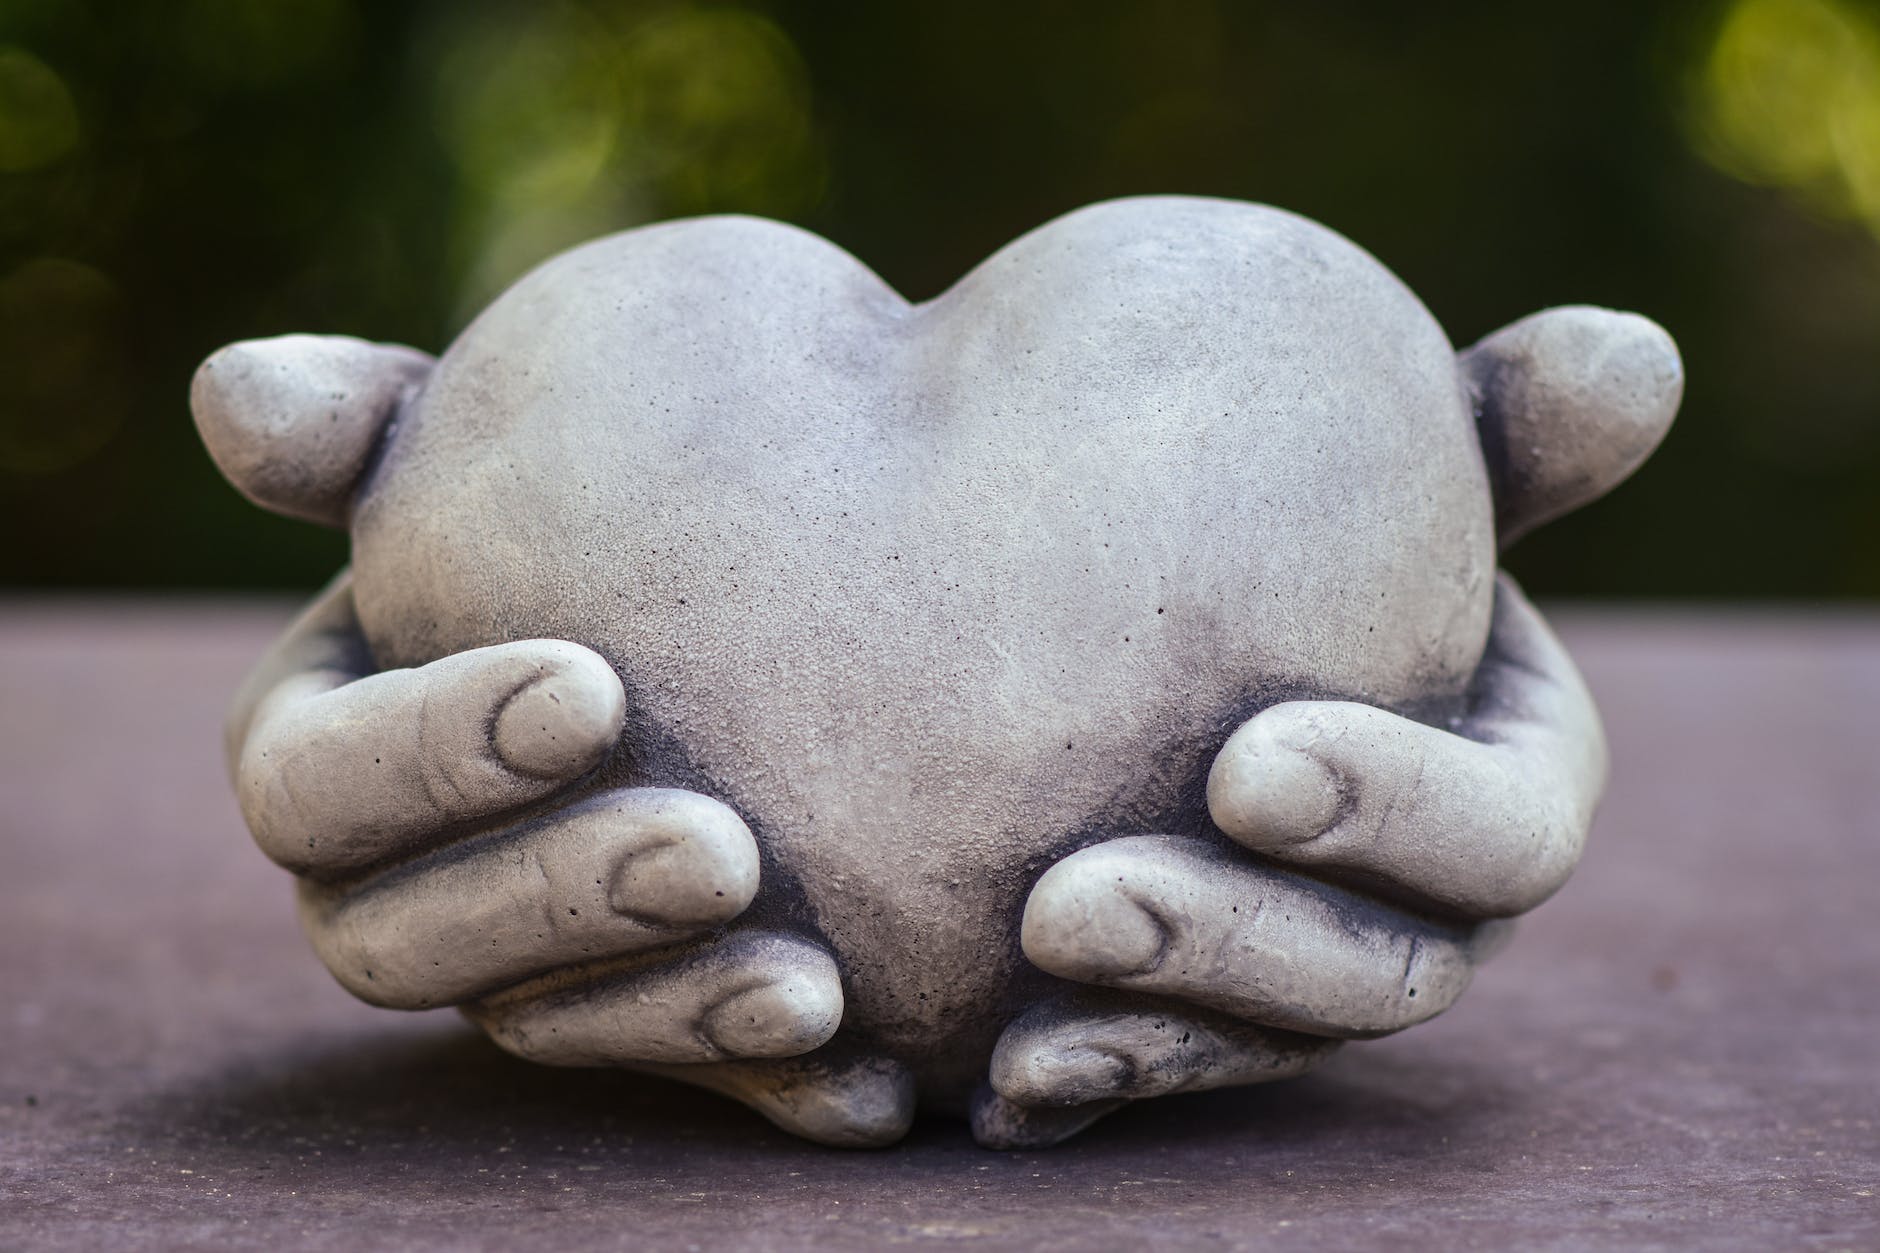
[187,197,1683,1140]
[348,199,1498,1094]
[2,602,1875,1250]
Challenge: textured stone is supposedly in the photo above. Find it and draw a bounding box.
[189,197,1681,1141]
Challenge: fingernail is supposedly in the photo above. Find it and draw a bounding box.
[1025,876,1169,981]
[493,653,622,779]
[702,978,842,1058]
[1210,740,1341,847]
[608,838,749,927]
[1086,896,1168,977]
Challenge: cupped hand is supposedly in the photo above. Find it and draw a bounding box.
[974,301,1680,1150]
[977,575,1601,1147]
[228,571,914,1147]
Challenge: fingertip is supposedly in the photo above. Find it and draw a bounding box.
[702,954,844,1058]
[1021,851,1167,982]
[796,1064,918,1149]
[1597,309,1684,436]
[706,1055,917,1149]
[1207,709,1342,849]
[492,643,625,780]
[191,335,431,528]
[607,791,760,926]
[969,1085,1122,1150]
[990,1038,1125,1107]
[1465,305,1682,544]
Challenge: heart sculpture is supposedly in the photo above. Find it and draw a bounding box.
[193,196,1679,1131]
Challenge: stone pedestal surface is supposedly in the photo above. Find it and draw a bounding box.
[1,601,1875,1251]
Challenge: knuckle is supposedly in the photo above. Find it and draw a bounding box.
[413,682,488,824]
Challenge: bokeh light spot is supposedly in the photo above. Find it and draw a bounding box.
[1688,0,1880,239]
[615,8,822,213]
[0,45,79,172]
[428,1,824,314]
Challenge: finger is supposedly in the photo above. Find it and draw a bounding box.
[1459,306,1681,547]
[1021,835,1475,1038]
[240,627,626,876]
[970,1087,1123,1151]
[299,788,758,1007]
[989,996,1338,1107]
[466,931,842,1064]
[225,570,372,778]
[193,334,433,529]
[1206,574,1605,918]
[639,1048,917,1149]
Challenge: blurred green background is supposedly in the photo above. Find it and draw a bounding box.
[1,0,1877,596]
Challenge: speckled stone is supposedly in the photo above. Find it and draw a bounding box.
[348,198,1496,1100]
[188,197,1681,1133]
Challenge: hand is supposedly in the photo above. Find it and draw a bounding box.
[228,570,914,1147]
[976,575,1598,1146]
[977,305,1680,1148]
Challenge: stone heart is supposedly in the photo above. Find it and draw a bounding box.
[345,196,1495,1102]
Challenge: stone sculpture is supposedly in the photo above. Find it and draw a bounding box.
[192,197,1680,1148]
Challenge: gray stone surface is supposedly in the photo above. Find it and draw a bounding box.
[2,603,1875,1249]
[188,199,1681,1141]
[351,200,1499,1098]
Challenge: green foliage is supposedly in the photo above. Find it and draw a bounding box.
[1,0,1876,595]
